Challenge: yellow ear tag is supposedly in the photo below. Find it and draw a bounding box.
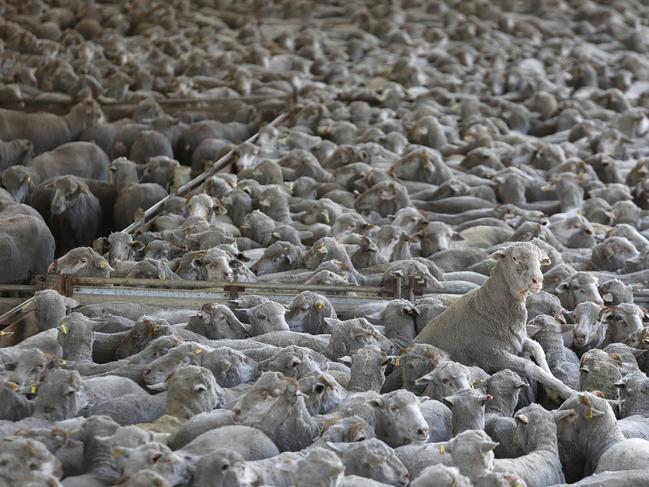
[194,348,204,354]
[27,176,32,182]
[393,357,401,367]
[438,444,446,455]
[9,382,18,392]
[473,378,482,386]
[587,408,593,420]
[99,261,106,269]
[59,324,68,335]
[315,302,325,310]
[30,385,37,394]
[113,449,122,459]
[60,359,67,366]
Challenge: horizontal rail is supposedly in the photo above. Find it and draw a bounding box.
[71,276,392,295]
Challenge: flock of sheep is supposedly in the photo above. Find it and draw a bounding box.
[3,0,649,486]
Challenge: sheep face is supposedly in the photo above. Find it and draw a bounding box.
[0,437,63,482]
[250,241,302,276]
[320,416,374,443]
[286,291,335,334]
[601,304,645,344]
[419,222,456,257]
[259,347,323,380]
[106,232,143,265]
[337,439,410,486]
[571,302,605,351]
[187,304,249,340]
[187,194,215,220]
[556,273,603,309]
[554,392,609,443]
[56,313,94,361]
[165,365,222,420]
[399,344,446,391]
[114,442,190,486]
[4,349,50,395]
[448,430,497,478]
[116,317,175,360]
[48,247,113,277]
[49,176,88,215]
[490,242,549,298]
[296,448,345,486]
[143,343,206,389]
[416,361,472,400]
[33,369,87,421]
[371,390,429,445]
[208,349,259,388]
[248,301,290,335]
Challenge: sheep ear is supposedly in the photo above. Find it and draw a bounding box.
[442,395,456,406]
[369,397,385,409]
[481,394,493,405]
[338,356,352,365]
[324,317,341,328]
[555,282,570,293]
[536,247,551,265]
[584,407,605,420]
[515,415,529,425]
[608,352,623,365]
[554,409,576,422]
[480,441,499,453]
[488,249,507,262]
[326,442,351,454]
[451,232,465,241]
[130,240,145,251]
[526,323,540,338]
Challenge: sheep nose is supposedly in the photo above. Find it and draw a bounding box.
[531,277,540,285]
[417,426,429,437]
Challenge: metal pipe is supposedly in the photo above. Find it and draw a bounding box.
[72,276,390,295]
[122,111,290,234]
[0,296,35,328]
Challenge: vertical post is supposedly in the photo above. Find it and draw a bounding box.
[393,276,402,300]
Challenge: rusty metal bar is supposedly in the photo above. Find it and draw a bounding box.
[122,110,290,234]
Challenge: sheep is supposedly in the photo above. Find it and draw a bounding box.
[481,370,529,458]
[369,390,430,447]
[329,438,410,486]
[493,404,565,487]
[443,388,493,435]
[526,315,580,392]
[414,243,576,400]
[554,391,649,474]
[579,350,623,400]
[343,345,393,393]
[231,372,320,451]
[178,425,279,461]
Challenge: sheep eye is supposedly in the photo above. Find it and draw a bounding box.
[390,406,400,413]
[221,464,229,471]
[442,379,449,384]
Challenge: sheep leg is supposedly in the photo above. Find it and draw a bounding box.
[489,351,575,400]
[521,338,552,374]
